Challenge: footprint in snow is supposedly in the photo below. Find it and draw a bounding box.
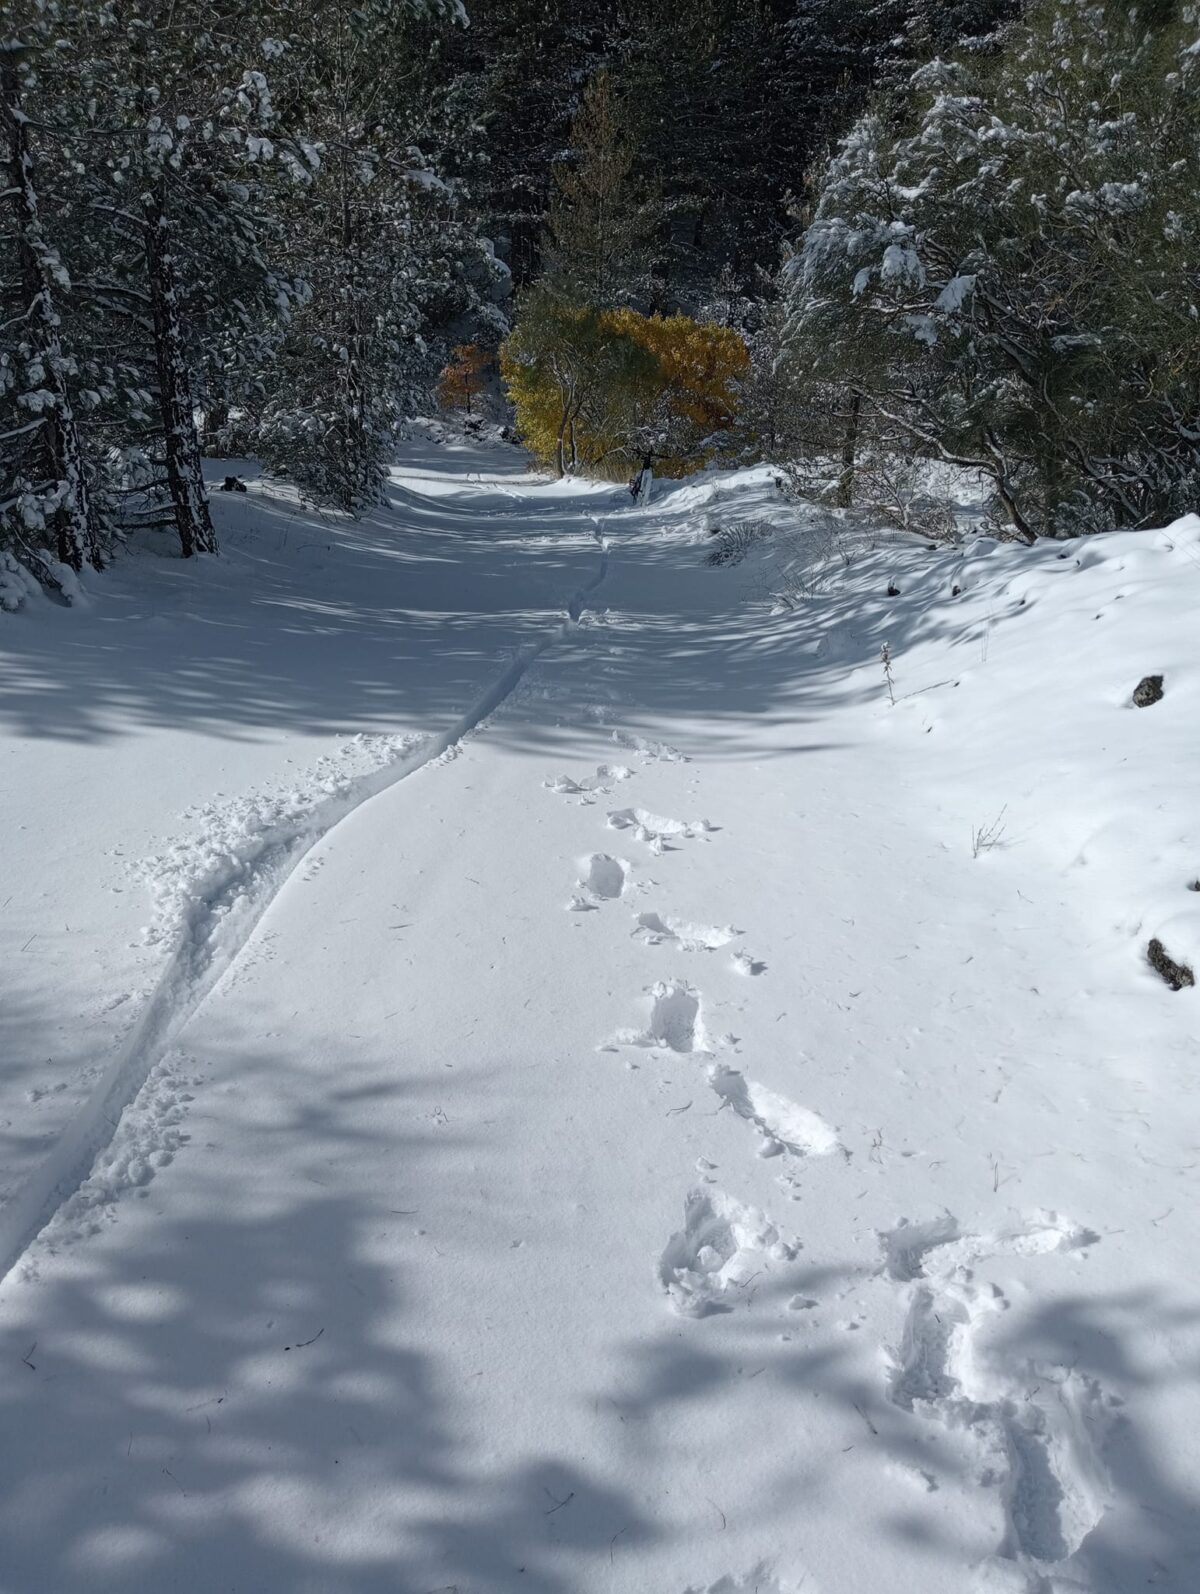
[681,1570,806,1594]
[659,1187,796,1318]
[544,764,632,803]
[707,1062,841,1159]
[611,730,689,764]
[879,1210,1112,1571]
[606,806,715,853]
[634,911,736,951]
[610,980,707,1054]
[567,852,631,911]
[877,1209,1099,1284]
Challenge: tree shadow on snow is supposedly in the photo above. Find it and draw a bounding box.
[0,1032,656,1594]
[0,466,1009,759]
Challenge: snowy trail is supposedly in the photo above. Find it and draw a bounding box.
[0,524,611,1289]
[2,440,1199,1594]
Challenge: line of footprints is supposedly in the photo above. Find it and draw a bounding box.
[545,745,849,1314]
[546,742,1116,1589]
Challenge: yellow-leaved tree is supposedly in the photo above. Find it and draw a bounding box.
[501,292,748,478]
[606,309,749,475]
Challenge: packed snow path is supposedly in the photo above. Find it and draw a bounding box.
[1,436,1198,1593]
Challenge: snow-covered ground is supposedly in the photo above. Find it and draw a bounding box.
[1,433,1198,1594]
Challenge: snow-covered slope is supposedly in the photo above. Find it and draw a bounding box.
[0,440,1197,1594]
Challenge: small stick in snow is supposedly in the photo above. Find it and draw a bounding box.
[665,1100,692,1116]
[853,1402,878,1437]
[284,1327,325,1351]
[20,1342,35,1372]
[543,1489,575,1514]
[705,1497,727,1531]
[609,1527,629,1564]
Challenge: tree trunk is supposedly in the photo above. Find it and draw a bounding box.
[835,392,861,509]
[338,150,370,511]
[145,196,217,558]
[554,389,573,477]
[202,399,229,456]
[2,53,101,571]
[982,429,1036,544]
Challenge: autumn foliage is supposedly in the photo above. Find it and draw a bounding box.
[437,344,490,415]
[500,292,748,478]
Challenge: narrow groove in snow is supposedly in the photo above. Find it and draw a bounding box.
[0,530,611,1287]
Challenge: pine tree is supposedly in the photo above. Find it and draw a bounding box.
[0,26,104,580]
[542,68,658,309]
[623,2,802,313]
[253,0,487,510]
[437,0,628,290]
[58,0,280,558]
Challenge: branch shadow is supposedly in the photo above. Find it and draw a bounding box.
[0,1034,655,1594]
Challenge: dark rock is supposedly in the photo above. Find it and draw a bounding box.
[220,475,247,493]
[1132,674,1164,707]
[887,581,901,597]
[951,584,961,597]
[1147,938,1195,991]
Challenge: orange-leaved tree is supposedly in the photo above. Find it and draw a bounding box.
[437,344,490,415]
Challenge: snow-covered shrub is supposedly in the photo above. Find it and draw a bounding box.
[705,518,773,567]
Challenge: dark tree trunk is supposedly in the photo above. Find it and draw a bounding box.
[145,196,216,558]
[202,399,229,455]
[835,392,862,509]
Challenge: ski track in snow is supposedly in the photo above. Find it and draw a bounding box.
[0,529,613,1285]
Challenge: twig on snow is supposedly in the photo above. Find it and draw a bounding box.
[284,1327,325,1351]
[853,1402,878,1437]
